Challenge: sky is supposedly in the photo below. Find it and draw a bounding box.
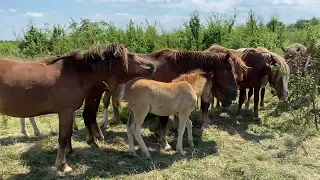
[1,0,320,40]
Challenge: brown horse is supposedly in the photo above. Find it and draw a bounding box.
[82,48,249,150]
[115,69,214,157]
[206,44,290,120]
[0,43,156,172]
[246,43,310,110]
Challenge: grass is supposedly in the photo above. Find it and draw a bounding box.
[0,88,319,180]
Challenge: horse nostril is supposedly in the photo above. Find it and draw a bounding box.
[148,63,156,72]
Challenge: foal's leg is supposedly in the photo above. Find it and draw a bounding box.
[55,110,74,172]
[158,116,171,150]
[236,88,246,120]
[29,117,41,136]
[186,119,194,148]
[260,87,266,110]
[253,87,261,121]
[20,118,29,136]
[245,88,253,109]
[126,109,137,156]
[176,112,188,156]
[101,92,111,129]
[130,109,150,158]
[200,100,210,127]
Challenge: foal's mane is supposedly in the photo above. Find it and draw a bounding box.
[172,69,207,83]
[43,43,129,71]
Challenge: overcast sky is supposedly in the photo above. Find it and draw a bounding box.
[1,0,319,40]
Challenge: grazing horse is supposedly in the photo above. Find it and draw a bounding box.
[83,49,248,150]
[246,43,310,110]
[206,45,290,120]
[114,70,214,157]
[0,43,156,172]
[20,112,78,137]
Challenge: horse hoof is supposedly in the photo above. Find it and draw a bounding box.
[34,132,42,137]
[179,150,187,156]
[129,151,138,157]
[236,115,243,120]
[260,106,265,110]
[145,154,152,159]
[61,164,73,173]
[163,143,172,151]
[189,141,194,149]
[88,141,99,149]
[245,104,250,109]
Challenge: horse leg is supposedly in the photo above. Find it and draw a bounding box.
[29,117,41,136]
[130,110,150,159]
[158,116,171,150]
[83,91,104,148]
[253,87,261,121]
[126,109,137,156]
[55,110,74,172]
[260,87,266,110]
[186,119,194,148]
[245,88,253,109]
[72,112,78,132]
[200,100,210,128]
[176,112,188,156]
[112,97,122,125]
[101,92,111,129]
[236,88,246,120]
[20,118,28,136]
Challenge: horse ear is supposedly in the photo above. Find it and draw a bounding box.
[224,52,231,62]
[281,46,286,52]
[296,47,301,52]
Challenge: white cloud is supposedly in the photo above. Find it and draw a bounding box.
[24,12,44,17]
[157,0,242,13]
[93,0,170,2]
[272,0,320,5]
[116,12,129,16]
[9,9,16,12]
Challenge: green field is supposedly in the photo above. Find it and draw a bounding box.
[0,10,320,180]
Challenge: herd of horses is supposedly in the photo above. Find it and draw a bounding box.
[0,42,310,172]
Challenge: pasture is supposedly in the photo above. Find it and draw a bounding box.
[0,88,319,179]
[0,10,320,179]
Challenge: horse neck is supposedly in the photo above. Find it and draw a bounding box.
[178,76,207,99]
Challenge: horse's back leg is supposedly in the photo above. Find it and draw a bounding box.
[126,109,137,156]
[101,92,111,129]
[72,112,78,132]
[200,100,210,128]
[112,96,122,125]
[260,87,266,110]
[29,117,41,136]
[253,86,261,121]
[20,118,28,136]
[55,109,74,172]
[176,111,190,156]
[236,88,246,120]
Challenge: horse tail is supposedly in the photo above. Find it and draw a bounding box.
[114,84,128,108]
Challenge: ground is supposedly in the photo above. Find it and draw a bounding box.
[0,88,319,180]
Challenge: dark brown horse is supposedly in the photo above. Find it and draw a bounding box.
[83,48,249,150]
[207,45,290,120]
[246,43,310,110]
[0,43,156,172]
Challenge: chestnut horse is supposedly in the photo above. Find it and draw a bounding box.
[246,43,310,110]
[82,49,248,150]
[0,43,156,172]
[207,45,290,120]
[115,70,214,157]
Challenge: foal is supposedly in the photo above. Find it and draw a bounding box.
[115,69,214,157]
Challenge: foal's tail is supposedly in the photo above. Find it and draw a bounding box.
[114,84,128,108]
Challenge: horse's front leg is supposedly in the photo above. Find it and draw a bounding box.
[55,109,74,172]
[20,118,28,136]
[200,100,210,127]
[236,88,246,120]
[253,86,261,121]
[101,92,111,129]
[83,91,104,148]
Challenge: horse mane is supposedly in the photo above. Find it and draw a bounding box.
[43,43,129,72]
[206,44,250,74]
[168,50,236,75]
[243,47,290,85]
[172,69,207,83]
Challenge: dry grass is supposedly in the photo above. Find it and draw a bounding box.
[0,88,319,180]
